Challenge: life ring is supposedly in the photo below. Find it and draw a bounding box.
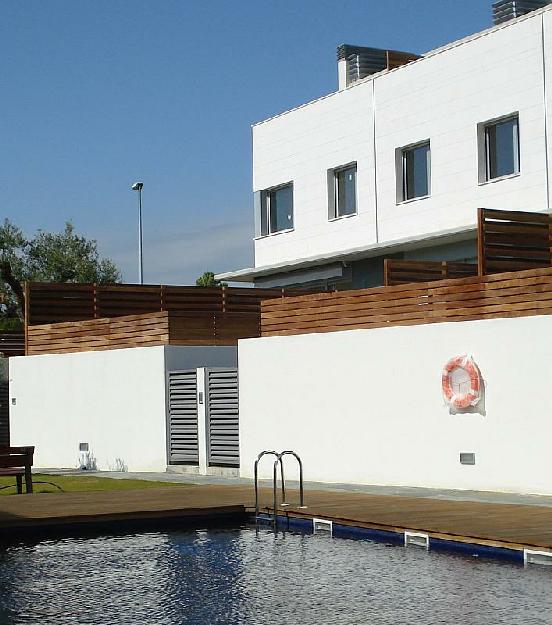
[442,355,481,409]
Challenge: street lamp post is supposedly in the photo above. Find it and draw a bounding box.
[131,181,144,284]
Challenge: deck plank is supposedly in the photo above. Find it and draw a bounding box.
[1,484,552,551]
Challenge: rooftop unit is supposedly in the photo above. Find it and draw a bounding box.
[337,44,420,90]
[492,0,551,24]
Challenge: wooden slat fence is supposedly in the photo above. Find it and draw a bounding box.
[27,303,284,355]
[0,382,9,447]
[25,283,300,326]
[0,331,25,357]
[261,266,552,337]
[478,208,552,276]
[384,259,477,286]
[27,312,170,355]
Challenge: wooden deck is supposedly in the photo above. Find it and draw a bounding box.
[1,484,552,552]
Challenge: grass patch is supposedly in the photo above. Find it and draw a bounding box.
[0,473,191,495]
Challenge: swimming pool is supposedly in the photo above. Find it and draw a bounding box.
[0,524,550,625]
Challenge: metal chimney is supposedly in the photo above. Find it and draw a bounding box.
[492,0,551,25]
[337,44,419,90]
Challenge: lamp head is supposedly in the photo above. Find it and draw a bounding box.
[131,182,144,191]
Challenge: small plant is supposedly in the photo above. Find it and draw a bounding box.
[77,450,97,471]
[109,457,128,472]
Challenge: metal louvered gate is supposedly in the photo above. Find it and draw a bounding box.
[206,368,239,468]
[166,370,199,465]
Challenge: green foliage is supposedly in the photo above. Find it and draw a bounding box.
[196,271,227,287]
[26,222,120,283]
[0,317,22,331]
[0,219,121,321]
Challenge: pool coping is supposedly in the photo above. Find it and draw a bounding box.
[253,511,552,567]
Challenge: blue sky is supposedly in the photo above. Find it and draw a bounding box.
[2,0,491,284]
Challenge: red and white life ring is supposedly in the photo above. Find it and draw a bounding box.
[442,355,481,409]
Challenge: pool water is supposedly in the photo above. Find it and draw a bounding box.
[0,525,550,625]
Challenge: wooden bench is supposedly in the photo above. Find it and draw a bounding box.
[0,446,34,494]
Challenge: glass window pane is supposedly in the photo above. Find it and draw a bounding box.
[269,185,293,233]
[404,143,429,200]
[486,117,518,179]
[260,191,268,236]
[336,166,357,216]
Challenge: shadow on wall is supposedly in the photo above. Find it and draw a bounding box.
[448,379,486,417]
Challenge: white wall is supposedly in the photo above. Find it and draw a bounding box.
[9,345,238,472]
[252,9,550,269]
[238,315,552,495]
[253,83,377,267]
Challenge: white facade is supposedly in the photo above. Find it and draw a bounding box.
[220,7,552,280]
[238,315,552,495]
[9,345,237,472]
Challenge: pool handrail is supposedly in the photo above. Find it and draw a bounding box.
[254,450,284,518]
[273,450,305,527]
[279,450,305,508]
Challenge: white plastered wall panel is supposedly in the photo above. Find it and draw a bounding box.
[375,13,548,242]
[8,345,239,472]
[253,81,377,267]
[238,315,552,495]
[252,10,551,271]
[9,346,168,472]
[542,9,552,206]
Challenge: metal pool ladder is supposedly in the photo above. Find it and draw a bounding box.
[254,450,306,527]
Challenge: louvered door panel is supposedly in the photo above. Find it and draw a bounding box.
[167,370,199,464]
[206,368,239,467]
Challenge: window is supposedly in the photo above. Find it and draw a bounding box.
[398,141,430,202]
[258,183,294,236]
[480,114,519,182]
[328,164,357,219]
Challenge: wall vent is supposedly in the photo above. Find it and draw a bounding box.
[460,452,476,465]
[524,548,552,566]
[404,531,429,549]
[313,518,333,535]
[492,0,551,25]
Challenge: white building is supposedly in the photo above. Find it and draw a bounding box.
[218,1,552,289]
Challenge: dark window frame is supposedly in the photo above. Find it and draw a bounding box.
[483,114,520,182]
[400,141,431,202]
[259,182,294,236]
[332,163,358,219]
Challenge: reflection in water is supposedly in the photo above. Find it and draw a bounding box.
[0,526,550,625]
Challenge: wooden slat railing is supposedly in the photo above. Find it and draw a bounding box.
[261,266,552,337]
[383,259,477,286]
[0,331,25,357]
[25,283,305,326]
[478,208,552,276]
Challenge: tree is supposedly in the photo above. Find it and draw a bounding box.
[195,271,226,287]
[0,220,26,320]
[0,219,121,325]
[25,222,120,284]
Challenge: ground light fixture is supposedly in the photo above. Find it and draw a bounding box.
[131,181,144,284]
